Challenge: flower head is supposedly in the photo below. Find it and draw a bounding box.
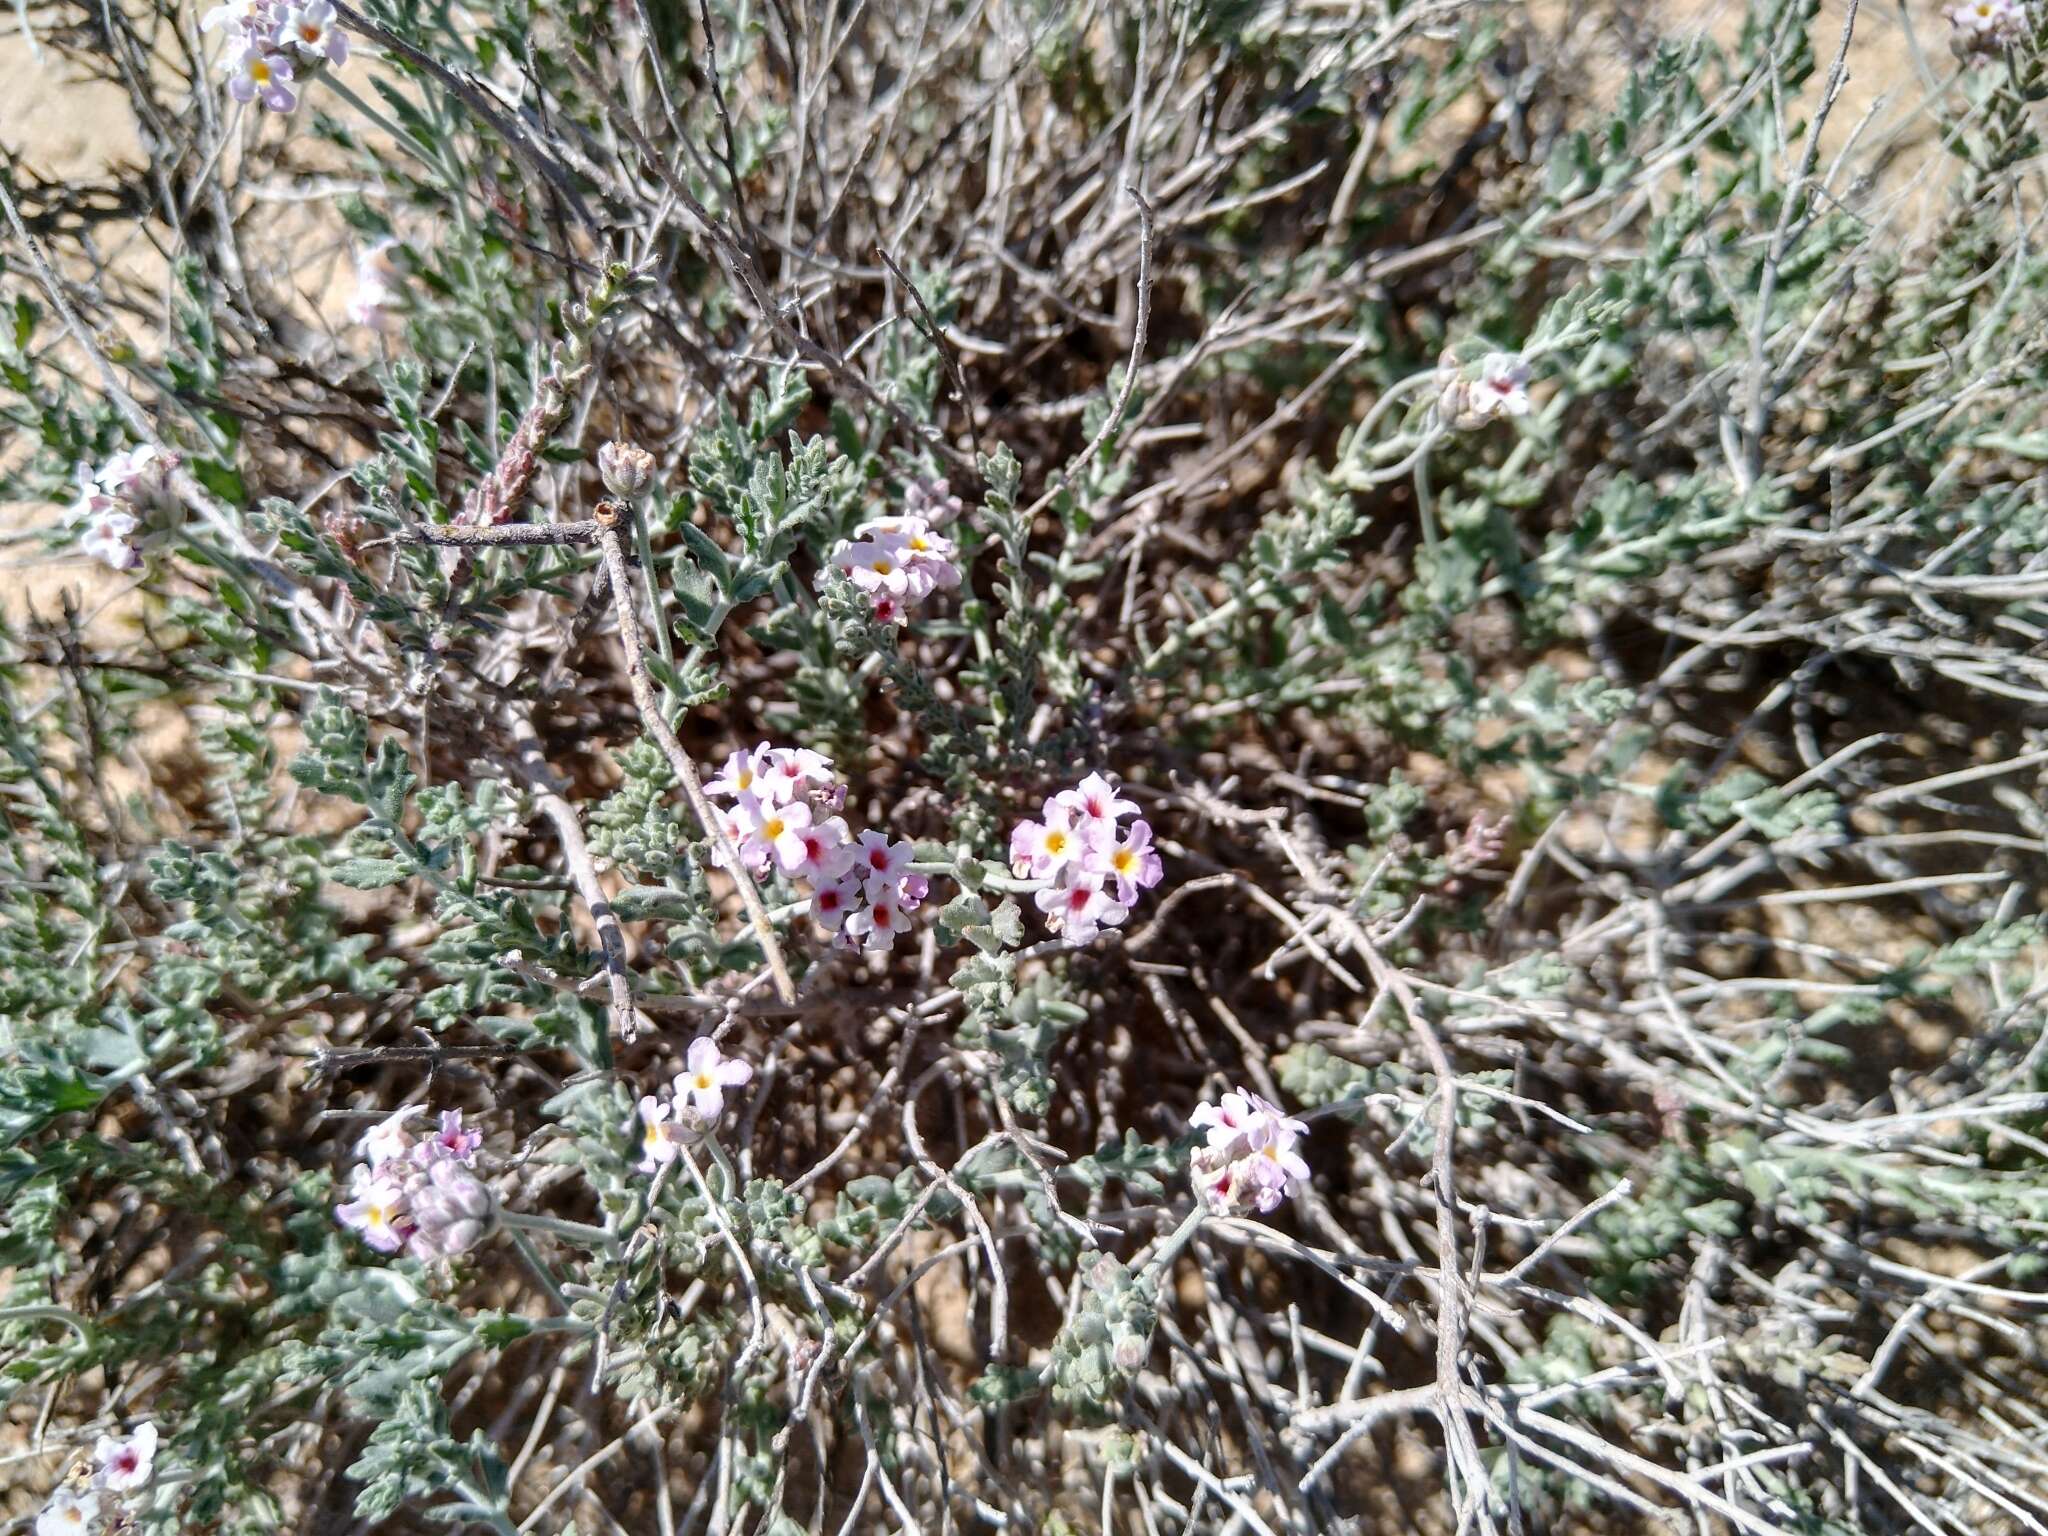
[1439,349,1532,429]
[408,1158,496,1260]
[1947,0,2027,53]
[597,439,656,497]
[829,514,959,617]
[1009,773,1164,944]
[1189,1087,1310,1215]
[92,1422,158,1492]
[903,475,964,527]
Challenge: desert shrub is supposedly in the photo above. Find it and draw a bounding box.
[6,0,2048,1532]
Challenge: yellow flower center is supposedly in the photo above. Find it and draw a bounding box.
[1112,848,1134,873]
[301,21,321,39]
[694,1072,714,1091]
[763,816,785,840]
[908,535,930,552]
[250,58,271,81]
[1044,830,1067,855]
[736,768,753,789]
[871,559,893,575]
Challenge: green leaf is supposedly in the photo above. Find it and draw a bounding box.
[331,857,412,890]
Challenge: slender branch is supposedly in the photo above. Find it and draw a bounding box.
[592,502,798,1004]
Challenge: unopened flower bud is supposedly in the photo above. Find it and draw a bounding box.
[597,439,656,498]
[407,1159,497,1260]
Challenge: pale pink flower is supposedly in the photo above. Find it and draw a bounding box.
[225,39,297,111]
[1190,1089,1305,1153]
[278,0,348,62]
[1054,771,1140,833]
[35,1490,98,1536]
[791,814,853,881]
[200,0,266,32]
[706,742,774,802]
[1103,820,1164,905]
[833,535,912,596]
[675,1035,753,1120]
[844,888,906,951]
[709,805,771,875]
[744,796,816,874]
[1009,807,1093,880]
[336,1170,413,1253]
[354,1106,422,1168]
[810,871,862,932]
[762,746,835,802]
[79,509,142,572]
[1440,350,1531,428]
[895,871,931,910]
[95,444,179,510]
[830,515,958,615]
[634,1094,691,1173]
[65,462,115,526]
[1034,873,1126,945]
[854,515,959,599]
[92,1422,158,1492]
[850,829,914,896]
[416,1109,481,1165]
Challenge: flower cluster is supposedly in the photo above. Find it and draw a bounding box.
[335,1107,495,1261]
[203,0,349,114]
[902,475,963,527]
[827,512,960,625]
[1946,0,2027,56]
[34,1424,158,1536]
[634,1036,753,1173]
[1008,772,1164,944]
[1437,349,1532,429]
[65,445,179,572]
[705,742,932,951]
[1188,1087,1310,1214]
[345,237,406,331]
